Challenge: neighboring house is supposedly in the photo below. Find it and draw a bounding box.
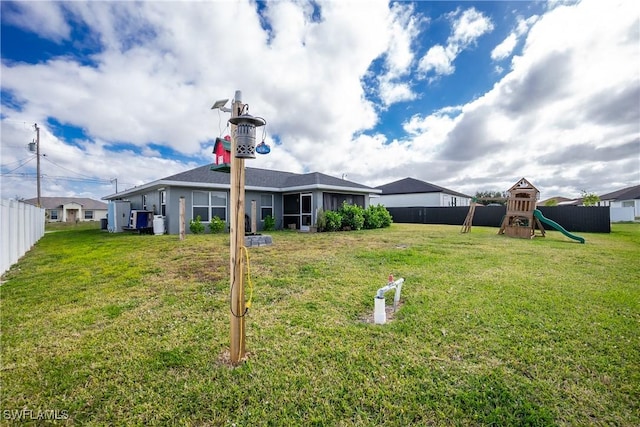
[598,184,640,219]
[537,196,575,206]
[24,197,108,222]
[375,177,472,207]
[102,165,381,234]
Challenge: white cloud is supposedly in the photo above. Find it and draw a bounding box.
[491,15,539,62]
[418,7,493,78]
[375,3,425,106]
[1,1,71,42]
[418,44,456,76]
[491,33,517,61]
[1,0,638,203]
[449,7,494,46]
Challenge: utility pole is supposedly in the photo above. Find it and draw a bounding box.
[34,123,41,207]
[229,91,246,364]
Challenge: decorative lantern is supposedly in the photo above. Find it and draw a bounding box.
[228,112,266,159]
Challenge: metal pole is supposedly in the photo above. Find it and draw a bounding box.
[179,196,185,241]
[229,90,246,364]
[35,124,41,207]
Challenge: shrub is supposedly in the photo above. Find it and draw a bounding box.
[363,204,392,229]
[263,215,276,231]
[189,215,205,234]
[324,210,342,232]
[374,204,393,228]
[339,202,364,231]
[209,216,226,233]
[363,206,383,229]
[315,208,327,232]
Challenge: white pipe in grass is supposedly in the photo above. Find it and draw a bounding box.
[374,277,404,324]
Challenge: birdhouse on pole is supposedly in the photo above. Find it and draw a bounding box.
[211,135,232,172]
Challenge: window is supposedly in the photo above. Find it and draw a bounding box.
[84,210,94,220]
[193,191,227,221]
[260,194,273,220]
[142,194,147,210]
[50,209,58,220]
[160,190,166,215]
[622,201,634,208]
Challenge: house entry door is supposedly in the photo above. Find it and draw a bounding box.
[300,194,312,231]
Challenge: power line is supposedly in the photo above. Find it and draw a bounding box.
[0,156,36,175]
[0,155,36,169]
[42,155,104,180]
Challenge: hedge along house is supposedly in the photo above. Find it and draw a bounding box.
[102,165,381,234]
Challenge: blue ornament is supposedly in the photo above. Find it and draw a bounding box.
[256,141,271,154]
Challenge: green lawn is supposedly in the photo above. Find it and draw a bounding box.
[1,223,638,426]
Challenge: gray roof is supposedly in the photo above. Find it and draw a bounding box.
[24,197,108,210]
[599,184,640,201]
[376,177,471,198]
[104,165,379,200]
[164,165,377,190]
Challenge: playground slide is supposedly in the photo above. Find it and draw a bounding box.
[533,209,585,244]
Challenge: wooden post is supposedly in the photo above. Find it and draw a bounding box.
[229,91,246,364]
[179,196,185,241]
[251,200,257,235]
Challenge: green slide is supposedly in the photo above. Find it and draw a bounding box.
[533,209,585,244]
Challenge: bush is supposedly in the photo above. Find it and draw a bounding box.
[324,210,342,232]
[315,208,327,232]
[263,215,276,231]
[363,206,383,229]
[209,216,226,233]
[373,204,392,228]
[339,202,364,231]
[189,215,205,234]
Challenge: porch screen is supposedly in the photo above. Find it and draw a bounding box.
[323,193,364,211]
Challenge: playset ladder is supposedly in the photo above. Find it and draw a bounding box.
[461,203,477,233]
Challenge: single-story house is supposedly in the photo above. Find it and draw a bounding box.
[598,184,640,219]
[102,165,381,234]
[375,177,472,207]
[24,197,108,222]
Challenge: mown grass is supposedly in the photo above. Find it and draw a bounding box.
[1,223,638,426]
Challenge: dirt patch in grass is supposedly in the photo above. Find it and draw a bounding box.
[360,300,405,324]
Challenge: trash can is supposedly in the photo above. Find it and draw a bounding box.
[100,218,108,230]
[153,215,165,235]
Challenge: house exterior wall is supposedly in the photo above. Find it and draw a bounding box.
[379,193,470,208]
[111,185,375,234]
[378,193,442,207]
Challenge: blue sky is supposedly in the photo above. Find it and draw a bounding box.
[1,0,638,201]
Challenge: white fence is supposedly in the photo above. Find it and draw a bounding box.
[610,207,635,222]
[1,199,45,276]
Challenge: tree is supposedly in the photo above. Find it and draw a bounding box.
[474,190,507,205]
[581,190,600,206]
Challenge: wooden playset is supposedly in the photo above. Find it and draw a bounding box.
[461,177,585,243]
[498,178,545,239]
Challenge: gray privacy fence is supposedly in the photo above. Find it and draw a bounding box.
[1,199,45,276]
[387,206,611,233]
